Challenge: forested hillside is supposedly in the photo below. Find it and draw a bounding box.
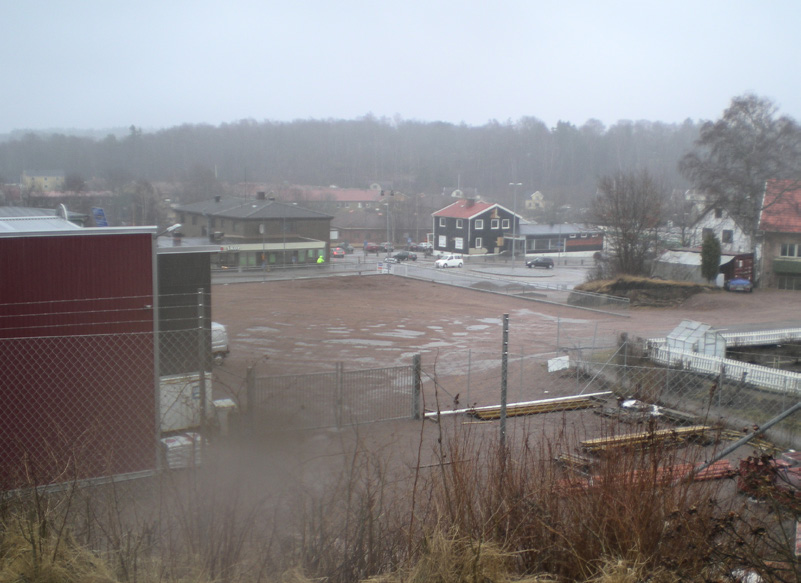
[0,115,698,208]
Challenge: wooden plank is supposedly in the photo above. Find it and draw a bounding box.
[471,398,598,420]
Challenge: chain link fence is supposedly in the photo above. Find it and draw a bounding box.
[0,288,222,491]
[571,338,801,450]
[391,263,631,315]
[246,358,422,432]
[0,330,157,490]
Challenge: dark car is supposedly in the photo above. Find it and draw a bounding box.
[392,250,417,262]
[331,247,345,258]
[725,278,753,293]
[526,256,554,269]
[340,242,354,254]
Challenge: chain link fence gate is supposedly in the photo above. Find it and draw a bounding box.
[246,355,422,432]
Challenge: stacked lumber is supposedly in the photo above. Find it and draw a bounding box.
[580,425,713,453]
[555,452,595,474]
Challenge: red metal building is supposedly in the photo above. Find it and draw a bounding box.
[0,220,157,489]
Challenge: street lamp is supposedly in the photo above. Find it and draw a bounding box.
[156,223,182,237]
[509,183,522,266]
[381,189,394,256]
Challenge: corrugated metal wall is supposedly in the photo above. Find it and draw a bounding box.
[0,232,156,489]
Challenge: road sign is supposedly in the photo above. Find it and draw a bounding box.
[92,207,108,227]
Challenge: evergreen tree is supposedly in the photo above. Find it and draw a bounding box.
[701,232,721,283]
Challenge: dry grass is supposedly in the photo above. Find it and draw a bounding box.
[575,276,717,307]
[1,415,800,583]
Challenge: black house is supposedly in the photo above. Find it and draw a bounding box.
[432,199,520,255]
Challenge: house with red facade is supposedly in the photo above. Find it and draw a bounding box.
[757,180,801,290]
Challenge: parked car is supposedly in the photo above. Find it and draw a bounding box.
[340,242,354,254]
[435,254,463,268]
[725,278,753,293]
[526,256,554,269]
[381,242,395,252]
[365,242,381,252]
[211,321,229,365]
[331,247,345,258]
[392,250,417,261]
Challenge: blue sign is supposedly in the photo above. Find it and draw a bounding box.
[92,207,108,227]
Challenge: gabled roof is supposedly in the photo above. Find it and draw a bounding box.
[174,197,332,220]
[432,200,506,219]
[759,180,801,233]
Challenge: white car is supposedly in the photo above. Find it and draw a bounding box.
[434,254,463,268]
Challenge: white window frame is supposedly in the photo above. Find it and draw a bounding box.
[456,219,463,229]
[475,219,484,230]
[501,219,510,229]
[439,217,446,227]
[475,237,483,248]
[491,218,499,229]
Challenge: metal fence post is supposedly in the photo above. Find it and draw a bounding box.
[336,361,344,428]
[197,289,207,436]
[467,348,472,407]
[246,365,255,427]
[412,354,421,420]
[500,314,509,449]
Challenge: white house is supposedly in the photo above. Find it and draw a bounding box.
[686,206,752,254]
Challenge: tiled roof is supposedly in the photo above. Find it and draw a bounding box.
[759,180,801,233]
[174,197,332,220]
[432,200,497,219]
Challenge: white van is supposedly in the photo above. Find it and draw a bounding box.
[211,322,229,365]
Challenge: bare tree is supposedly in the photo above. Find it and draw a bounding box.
[679,94,801,237]
[590,169,665,276]
[63,173,86,193]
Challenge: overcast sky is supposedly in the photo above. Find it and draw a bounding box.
[3,1,800,134]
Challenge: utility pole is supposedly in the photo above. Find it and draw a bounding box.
[509,183,522,266]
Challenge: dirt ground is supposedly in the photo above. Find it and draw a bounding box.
[211,274,801,412]
[205,275,801,513]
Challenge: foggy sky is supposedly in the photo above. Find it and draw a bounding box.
[4,0,800,134]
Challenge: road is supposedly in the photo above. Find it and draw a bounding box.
[212,249,594,290]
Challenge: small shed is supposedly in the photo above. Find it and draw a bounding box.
[666,320,725,358]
